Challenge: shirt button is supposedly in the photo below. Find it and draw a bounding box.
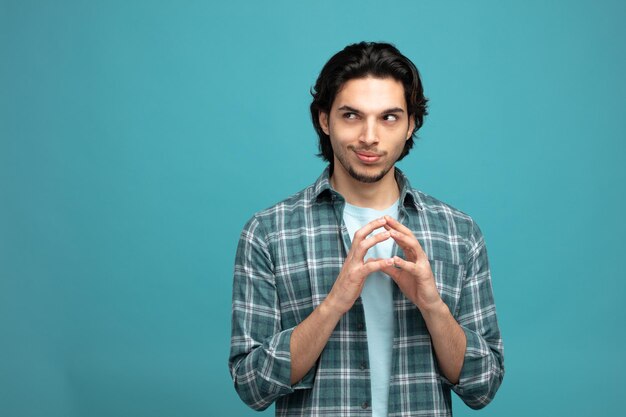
[361,401,369,409]
[359,362,367,370]
[357,323,364,330]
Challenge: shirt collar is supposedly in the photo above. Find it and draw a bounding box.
[312,166,424,211]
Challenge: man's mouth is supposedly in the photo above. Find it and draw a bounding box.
[354,150,383,163]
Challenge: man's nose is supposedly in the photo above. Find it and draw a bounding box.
[360,118,379,145]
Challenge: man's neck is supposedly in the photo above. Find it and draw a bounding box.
[330,165,400,211]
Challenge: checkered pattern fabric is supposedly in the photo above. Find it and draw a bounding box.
[229,167,504,416]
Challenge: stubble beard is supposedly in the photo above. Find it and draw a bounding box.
[335,148,395,184]
[346,164,392,183]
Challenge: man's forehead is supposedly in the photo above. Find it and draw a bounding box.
[332,76,407,112]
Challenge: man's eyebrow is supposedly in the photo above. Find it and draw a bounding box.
[381,107,405,114]
[337,105,405,114]
[337,105,362,113]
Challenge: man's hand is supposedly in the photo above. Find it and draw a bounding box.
[375,215,442,312]
[325,217,394,316]
[374,215,465,384]
[290,217,393,384]
[293,214,465,386]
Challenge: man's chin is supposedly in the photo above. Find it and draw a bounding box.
[347,166,391,184]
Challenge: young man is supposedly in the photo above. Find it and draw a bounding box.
[229,42,504,416]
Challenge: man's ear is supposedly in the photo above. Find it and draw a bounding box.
[406,117,415,140]
[319,112,330,135]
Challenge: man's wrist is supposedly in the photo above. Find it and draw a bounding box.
[418,298,449,322]
[320,293,347,322]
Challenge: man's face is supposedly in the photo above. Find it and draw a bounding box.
[319,76,415,184]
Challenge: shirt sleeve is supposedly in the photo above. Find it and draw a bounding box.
[228,216,297,411]
[447,220,505,409]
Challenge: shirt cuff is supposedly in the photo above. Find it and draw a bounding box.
[439,325,502,410]
[265,326,318,393]
[453,326,492,393]
[260,327,296,396]
[438,326,490,390]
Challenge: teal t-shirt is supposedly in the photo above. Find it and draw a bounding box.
[343,200,399,417]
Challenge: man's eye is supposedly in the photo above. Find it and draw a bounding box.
[343,112,358,120]
[383,114,398,122]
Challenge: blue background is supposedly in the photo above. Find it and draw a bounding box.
[2,1,625,416]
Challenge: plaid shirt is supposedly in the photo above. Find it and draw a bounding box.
[229,167,504,416]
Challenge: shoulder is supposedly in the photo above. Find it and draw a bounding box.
[411,188,484,248]
[240,183,319,242]
[396,168,482,244]
[413,188,473,223]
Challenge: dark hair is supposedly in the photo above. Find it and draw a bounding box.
[310,42,428,166]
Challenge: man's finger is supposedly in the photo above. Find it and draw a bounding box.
[383,256,417,280]
[387,229,423,262]
[362,258,394,275]
[353,231,391,260]
[352,217,387,244]
[379,263,402,281]
[384,218,427,258]
[383,216,415,237]
[391,256,414,271]
[367,257,401,280]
